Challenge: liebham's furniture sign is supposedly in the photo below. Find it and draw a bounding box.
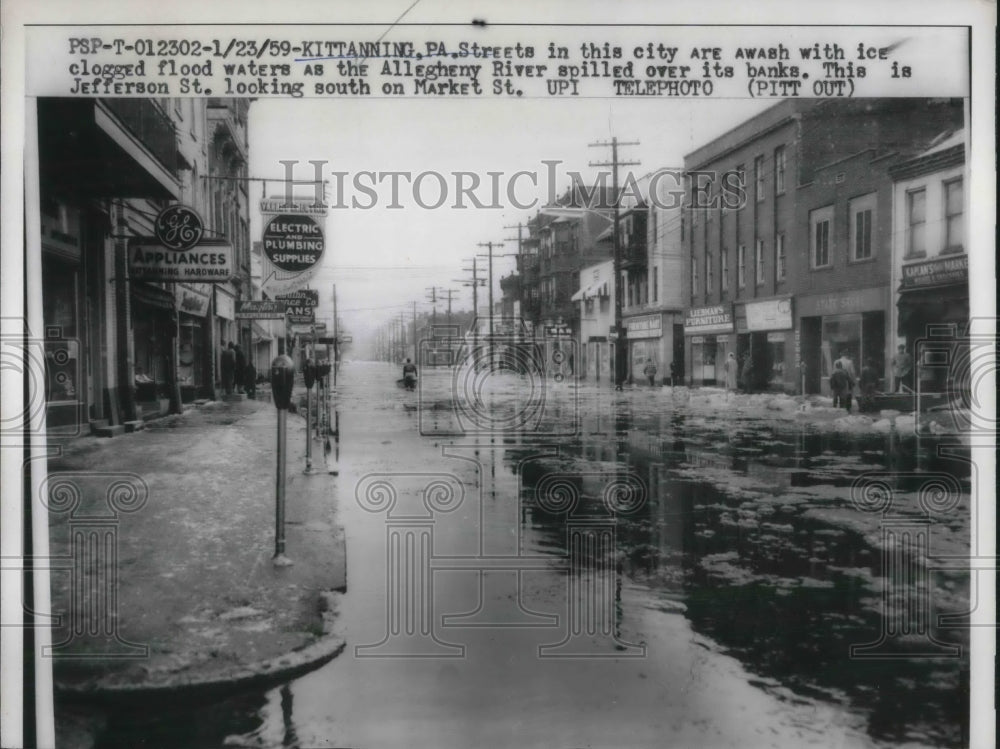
[684,304,734,335]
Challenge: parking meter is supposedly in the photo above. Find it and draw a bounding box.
[303,358,317,389]
[270,355,295,409]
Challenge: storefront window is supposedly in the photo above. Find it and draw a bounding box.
[820,314,861,379]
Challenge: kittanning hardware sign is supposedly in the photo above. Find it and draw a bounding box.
[129,205,233,282]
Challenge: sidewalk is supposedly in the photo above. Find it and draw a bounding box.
[45,387,346,701]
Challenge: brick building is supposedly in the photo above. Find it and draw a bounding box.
[682,98,964,393]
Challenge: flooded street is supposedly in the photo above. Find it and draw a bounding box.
[62,361,971,748]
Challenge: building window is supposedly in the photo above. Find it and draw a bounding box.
[849,193,876,261]
[754,156,765,202]
[737,245,746,288]
[810,206,833,268]
[652,267,658,302]
[906,188,926,258]
[774,146,786,194]
[755,239,765,284]
[943,178,964,252]
[776,233,786,280]
[691,260,698,296]
[706,253,714,294]
[721,248,729,291]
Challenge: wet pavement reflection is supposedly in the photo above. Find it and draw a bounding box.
[61,365,972,748]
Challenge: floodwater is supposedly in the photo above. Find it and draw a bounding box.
[60,362,972,748]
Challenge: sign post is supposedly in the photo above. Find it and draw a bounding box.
[270,355,295,567]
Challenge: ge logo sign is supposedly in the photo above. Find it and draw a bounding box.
[154,205,204,251]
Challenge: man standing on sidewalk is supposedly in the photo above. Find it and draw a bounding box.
[643,358,658,387]
[221,342,236,396]
[891,344,913,392]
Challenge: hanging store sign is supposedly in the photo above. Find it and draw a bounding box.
[129,238,233,283]
[260,196,328,217]
[262,214,325,273]
[745,297,793,331]
[176,284,211,316]
[154,205,204,251]
[684,304,734,335]
[235,300,287,320]
[275,289,319,307]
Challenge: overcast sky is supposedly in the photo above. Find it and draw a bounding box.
[248,96,772,345]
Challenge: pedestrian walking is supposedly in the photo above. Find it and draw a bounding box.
[234,344,247,393]
[724,352,739,391]
[669,360,680,387]
[891,344,913,392]
[834,349,857,381]
[221,342,235,396]
[643,358,658,387]
[829,359,855,413]
[244,360,257,399]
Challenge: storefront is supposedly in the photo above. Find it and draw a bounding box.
[683,304,734,387]
[214,285,237,390]
[896,255,969,394]
[130,282,176,414]
[735,297,794,392]
[625,313,662,384]
[41,201,87,430]
[176,284,212,400]
[797,286,889,395]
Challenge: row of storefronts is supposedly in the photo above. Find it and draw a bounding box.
[37,97,257,434]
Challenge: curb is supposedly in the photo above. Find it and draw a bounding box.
[54,592,347,706]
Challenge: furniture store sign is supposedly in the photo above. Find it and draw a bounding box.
[684,305,734,335]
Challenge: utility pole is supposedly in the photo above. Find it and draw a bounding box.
[332,284,338,387]
[477,241,504,370]
[442,288,457,327]
[426,287,438,328]
[455,258,486,357]
[590,136,640,390]
[412,300,418,363]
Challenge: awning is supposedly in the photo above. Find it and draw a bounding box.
[570,281,608,302]
[251,321,273,341]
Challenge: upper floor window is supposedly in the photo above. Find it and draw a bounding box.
[691,259,699,296]
[652,267,658,302]
[849,193,876,261]
[754,156,765,202]
[776,233,786,281]
[774,146,786,194]
[906,188,927,258]
[810,205,833,269]
[721,248,729,291]
[755,239,765,285]
[706,252,714,295]
[737,245,746,288]
[943,178,964,253]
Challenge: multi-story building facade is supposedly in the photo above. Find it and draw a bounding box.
[512,185,614,374]
[37,96,252,434]
[619,170,687,384]
[889,129,967,394]
[682,98,963,393]
[575,259,615,383]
